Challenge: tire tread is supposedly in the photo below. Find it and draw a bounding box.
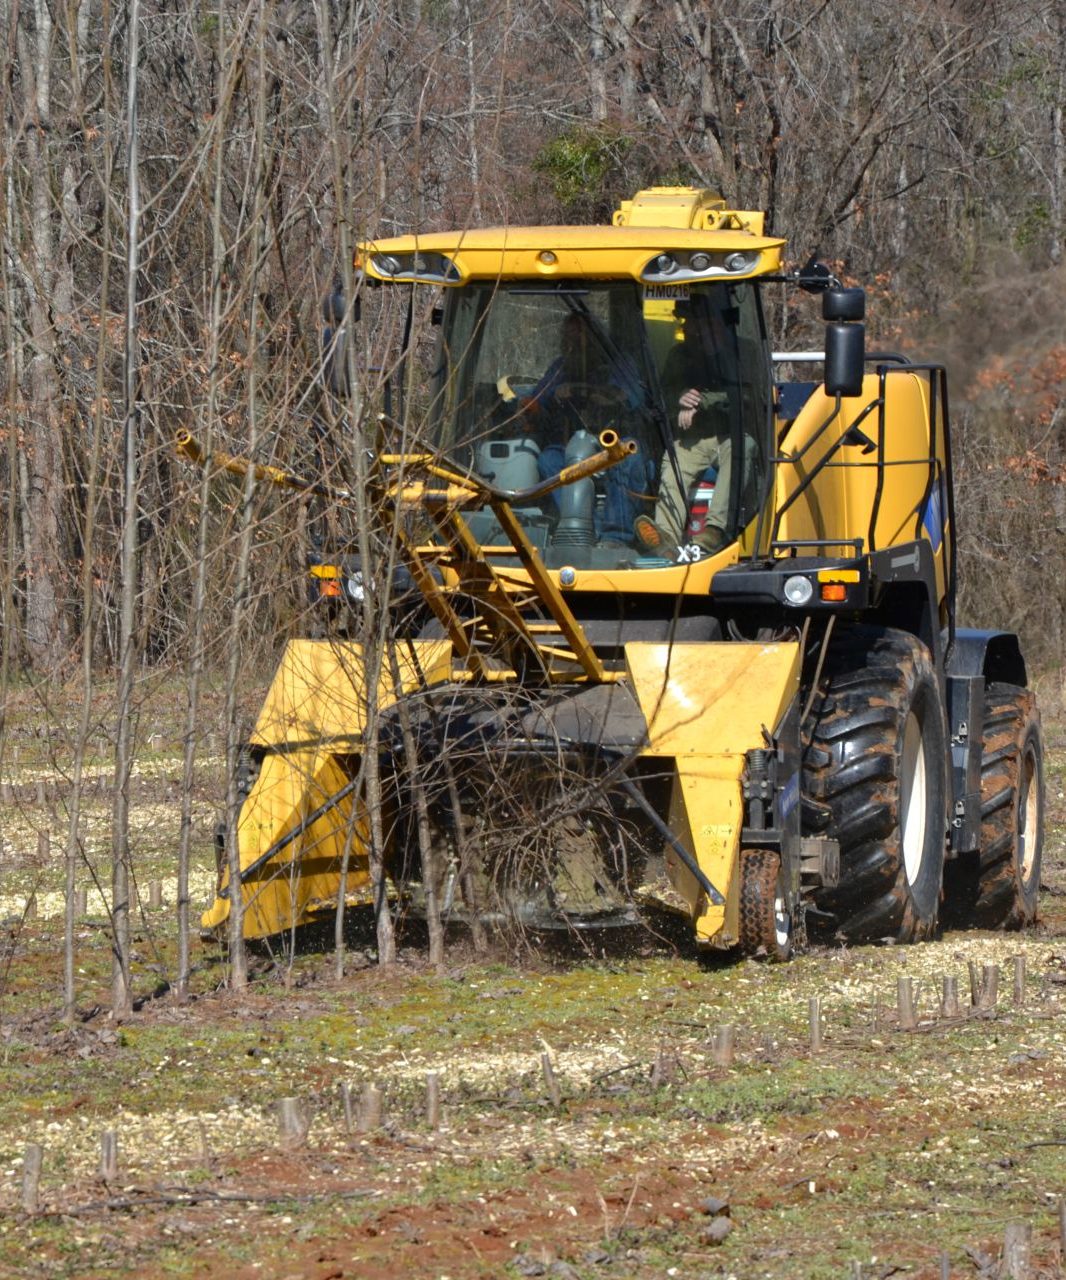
[802,626,946,943]
[969,685,1043,929]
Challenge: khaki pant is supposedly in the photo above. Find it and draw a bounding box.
[655,426,734,547]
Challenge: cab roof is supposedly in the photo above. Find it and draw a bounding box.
[358,224,785,285]
[357,188,785,285]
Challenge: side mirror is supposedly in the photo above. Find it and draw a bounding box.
[796,256,834,294]
[822,287,865,322]
[324,326,349,396]
[323,284,360,326]
[823,287,866,397]
[322,285,359,396]
[824,324,866,397]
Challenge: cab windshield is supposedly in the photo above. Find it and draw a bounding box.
[426,279,771,570]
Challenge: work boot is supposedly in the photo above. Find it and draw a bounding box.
[635,515,731,556]
[633,515,669,552]
[696,524,729,554]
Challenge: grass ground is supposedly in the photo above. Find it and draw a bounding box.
[0,687,1062,1279]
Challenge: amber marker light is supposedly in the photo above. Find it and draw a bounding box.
[820,583,848,602]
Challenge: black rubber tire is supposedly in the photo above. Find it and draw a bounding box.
[946,684,1044,929]
[802,626,947,943]
[738,848,793,961]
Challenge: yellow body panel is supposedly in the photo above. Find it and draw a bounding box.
[250,638,453,748]
[207,635,799,945]
[670,759,745,944]
[776,372,950,594]
[613,186,766,235]
[613,186,727,227]
[202,749,371,938]
[203,638,454,939]
[624,641,800,759]
[625,641,800,944]
[551,543,736,594]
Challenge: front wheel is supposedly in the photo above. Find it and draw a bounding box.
[738,848,794,961]
[802,627,947,943]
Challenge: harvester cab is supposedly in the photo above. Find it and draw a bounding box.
[192,186,1043,957]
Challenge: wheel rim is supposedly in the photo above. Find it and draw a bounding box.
[1018,743,1039,883]
[900,709,928,886]
[773,886,791,952]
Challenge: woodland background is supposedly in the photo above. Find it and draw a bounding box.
[0,0,1064,998]
[4,0,1064,680]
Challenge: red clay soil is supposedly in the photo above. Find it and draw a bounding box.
[225,1163,701,1280]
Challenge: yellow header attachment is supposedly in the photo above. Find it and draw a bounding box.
[358,186,783,286]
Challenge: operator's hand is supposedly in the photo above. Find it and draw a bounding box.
[678,387,703,430]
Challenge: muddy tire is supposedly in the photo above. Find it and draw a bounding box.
[738,848,793,961]
[802,627,947,943]
[946,684,1043,930]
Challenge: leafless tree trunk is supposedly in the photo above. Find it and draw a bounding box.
[459,0,482,221]
[222,0,278,991]
[586,0,608,123]
[1049,9,1065,265]
[316,0,395,966]
[176,14,247,1000]
[111,0,142,1017]
[0,129,22,727]
[63,0,107,1024]
[388,643,443,967]
[19,0,73,672]
[610,0,643,122]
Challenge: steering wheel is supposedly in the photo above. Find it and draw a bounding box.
[496,374,541,403]
[555,380,626,407]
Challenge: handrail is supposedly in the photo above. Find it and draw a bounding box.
[382,426,636,506]
[174,428,352,501]
[770,349,910,365]
[175,425,624,687]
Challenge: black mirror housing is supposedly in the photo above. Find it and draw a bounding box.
[824,322,866,398]
[322,285,361,326]
[796,256,833,293]
[823,287,865,322]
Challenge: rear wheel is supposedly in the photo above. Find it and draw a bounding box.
[738,848,793,961]
[802,627,947,943]
[947,684,1043,929]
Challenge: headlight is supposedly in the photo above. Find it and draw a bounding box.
[371,254,403,276]
[642,248,764,283]
[783,574,814,606]
[724,251,758,273]
[368,252,460,283]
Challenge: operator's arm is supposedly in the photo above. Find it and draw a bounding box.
[522,357,563,411]
[677,387,729,431]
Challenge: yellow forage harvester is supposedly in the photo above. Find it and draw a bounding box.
[185,187,1044,956]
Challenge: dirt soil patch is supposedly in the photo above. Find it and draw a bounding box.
[0,721,1063,1278]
